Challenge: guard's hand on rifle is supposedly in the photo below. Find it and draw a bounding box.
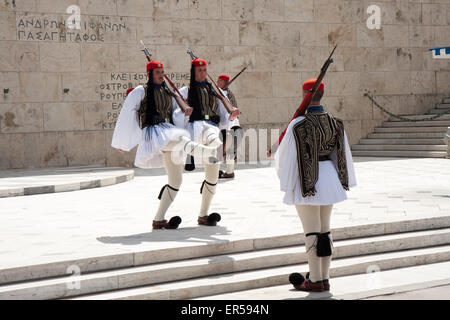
[229,108,240,121]
[118,149,125,153]
[185,106,193,116]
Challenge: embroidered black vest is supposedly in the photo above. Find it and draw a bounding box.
[292,110,349,197]
[226,89,238,108]
[138,85,173,128]
[189,84,220,124]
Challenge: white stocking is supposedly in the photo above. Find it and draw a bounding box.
[199,162,220,217]
[295,205,322,282]
[320,205,333,280]
[203,128,223,149]
[153,151,183,221]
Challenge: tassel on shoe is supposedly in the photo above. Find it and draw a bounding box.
[198,213,221,226]
[152,216,182,230]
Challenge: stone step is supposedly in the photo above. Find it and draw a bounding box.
[351,150,447,158]
[352,145,447,152]
[2,228,450,300]
[368,132,445,139]
[389,114,450,122]
[436,103,450,109]
[359,138,445,145]
[375,127,448,133]
[193,261,450,300]
[0,167,135,199]
[427,108,450,115]
[444,99,450,104]
[382,121,450,128]
[70,245,450,300]
[2,216,449,286]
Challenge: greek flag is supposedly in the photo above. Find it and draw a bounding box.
[429,47,450,59]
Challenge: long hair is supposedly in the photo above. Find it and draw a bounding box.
[143,69,172,124]
[187,65,198,109]
[142,69,155,125]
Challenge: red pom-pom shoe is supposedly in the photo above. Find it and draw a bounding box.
[198,213,221,226]
[152,216,182,230]
[289,272,328,292]
[294,279,325,292]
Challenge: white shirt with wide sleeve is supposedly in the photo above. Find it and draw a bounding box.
[219,88,240,131]
[111,85,190,169]
[111,86,143,152]
[275,115,357,205]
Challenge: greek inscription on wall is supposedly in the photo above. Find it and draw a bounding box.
[99,72,191,129]
[17,15,128,42]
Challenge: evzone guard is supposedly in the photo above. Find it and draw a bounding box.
[216,73,244,179]
[270,46,357,293]
[177,55,241,226]
[111,59,220,230]
[274,78,357,292]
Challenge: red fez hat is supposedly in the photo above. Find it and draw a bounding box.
[303,78,324,91]
[191,58,207,67]
[218,74,230,81]
[146,60,164,72]
[126,88,134,97]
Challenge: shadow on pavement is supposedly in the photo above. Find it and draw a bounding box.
[97,226,232,245]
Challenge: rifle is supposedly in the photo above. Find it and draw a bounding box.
[268,45,337,156]
[186,46,239,120]
[223,66,247,90]
[140,40,191,113]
